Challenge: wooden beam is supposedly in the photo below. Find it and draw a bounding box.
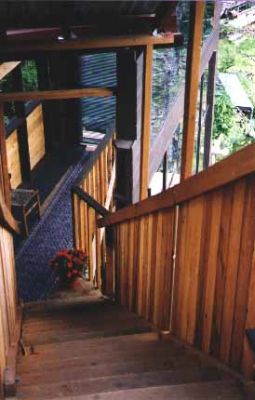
[0,103,11,207]
[0,33,179,55]
[204,51,217,169]
[181,1,205,180]
[98,140,255,227]
[140,44,153,200]
[0,87,115,102]
[0,61,21,80]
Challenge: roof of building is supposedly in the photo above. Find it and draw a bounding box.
[0,1,177,37]
[219,72,253,112]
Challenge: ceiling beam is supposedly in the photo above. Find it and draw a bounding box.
[0,33,180,55]
[0,87,115,102]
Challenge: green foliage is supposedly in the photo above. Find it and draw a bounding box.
[218,40,237,72]
[213,90,255,157]
[21,60,38,91]
[213,91,235,138]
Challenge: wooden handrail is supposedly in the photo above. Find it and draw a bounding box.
[0,188,20,235]
[0,87,115,103]
[73,124,115,187]
[72,186,109,217]
[98,141,255,227]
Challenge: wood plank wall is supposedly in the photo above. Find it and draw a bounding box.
[26,104,46,170]
[6,130,22,189]
[0,226,17,395]
[115,208,176,330]
[172,174,255,378]
[6,103,46,188]
[107,167,255,378]
[72,137,115,288]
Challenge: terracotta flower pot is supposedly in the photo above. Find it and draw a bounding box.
[70,277,91,294]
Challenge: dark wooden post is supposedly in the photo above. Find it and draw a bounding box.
[36,56,53,152]
[48,54,82,149]
[204,51,217,169]
[196,73,205,174]
[162,151,168,191]
[181,0,205,180]
[0,103,11,207]
[13,65,31,183]
[116,49,143,207]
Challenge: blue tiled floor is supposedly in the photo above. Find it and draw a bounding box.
[15,149,89,303]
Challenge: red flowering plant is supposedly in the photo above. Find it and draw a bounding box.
[50,249,88,286]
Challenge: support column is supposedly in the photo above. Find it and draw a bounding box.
[140,44,153,200]
[204,51,217,169]
[36,56,53,152]
[48,54,82,149]
[116,49,143,207]
[181,0,205,181]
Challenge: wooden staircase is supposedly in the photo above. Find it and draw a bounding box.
[15,297,246,400]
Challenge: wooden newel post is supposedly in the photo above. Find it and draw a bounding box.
[104,226,115,298]
[181,0,205,181]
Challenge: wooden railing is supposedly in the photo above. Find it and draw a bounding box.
[98,142,255,379]
[71,126,115,289]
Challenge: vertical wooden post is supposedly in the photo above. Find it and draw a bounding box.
[0,103,11,207]
[162,151,168,191]
[140,44,153,200]
[181,1,205,181]
[204,51,217,169]
[13,66,31,183]
[116,49,143,207]
[196,73,204,174]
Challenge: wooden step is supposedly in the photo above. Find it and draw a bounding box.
[22,319,152,345]
[17,368,236,399]
[17,341,196,373]
[18,374,244,400]
[63,381,245,400]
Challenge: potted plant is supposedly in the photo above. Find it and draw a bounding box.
[50,249,89,292]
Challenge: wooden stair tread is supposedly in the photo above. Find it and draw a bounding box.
[16,368,234,399]
[15,300,245,400]
[17,381,244,400]
[17,343,197,372]
[17,358,217,385]
[22,322,152,345]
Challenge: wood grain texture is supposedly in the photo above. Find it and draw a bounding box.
[72,134,115,290]
[0,87,115,103]
[181,1,205,180]
[27,104,46,169]
[112,207,176,332]
[6,130,22,189]
[98,141,255,228]
[0,225,18,394]
[140,45,153,200]
[0,62,20,80]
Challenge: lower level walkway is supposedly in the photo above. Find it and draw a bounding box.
[15,147,89,303]
[15,295,245,399]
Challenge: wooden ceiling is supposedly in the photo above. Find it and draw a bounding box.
[0,1,177,38]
